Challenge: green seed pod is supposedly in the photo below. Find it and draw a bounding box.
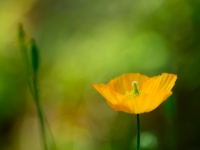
[30,39,39,74]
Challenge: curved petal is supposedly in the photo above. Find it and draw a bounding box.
[113,95,146,114]
[135,91,172,113]
[160,73,177,91]
[115,95,149,114]
[142,73,177,94]
[109,97,133,113]
[93,83,126,105]
[108,73,149,95]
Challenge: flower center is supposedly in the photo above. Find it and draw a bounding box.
[126,81,141,98]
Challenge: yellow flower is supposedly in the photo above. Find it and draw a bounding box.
[93,73,177,114]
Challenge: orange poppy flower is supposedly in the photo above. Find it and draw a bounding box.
[93,73,177,114]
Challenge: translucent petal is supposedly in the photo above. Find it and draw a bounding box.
[142,73,177,94]
[108,73,149,94]
[93,83,125,105]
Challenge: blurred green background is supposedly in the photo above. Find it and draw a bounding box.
[1,0,200,149]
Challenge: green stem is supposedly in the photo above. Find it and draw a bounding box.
[136,114,140,150]
[32,76,48,150]
[21,49,48,150]
[18,25,50,150]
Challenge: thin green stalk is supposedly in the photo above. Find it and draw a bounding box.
[132,82,140,150]
[20,47,47,150]
[21,51,48,150]
[32,75,48,150]
[44,115,57,150]
[136,114,140,150]
[18,25,55,150]
[21,50,34,95]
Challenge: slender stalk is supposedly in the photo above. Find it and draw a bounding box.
[132,82,140,150]
[21,52,48,150]
[18,25,56,150]
[136,114,140,150]
[32,76,48,150]
[21,50,34,95]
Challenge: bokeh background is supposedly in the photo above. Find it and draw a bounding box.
[0,0,200,149]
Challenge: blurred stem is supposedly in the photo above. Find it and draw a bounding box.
[20,52,48,150]
[18,25,56,150]
[32,75,48,150]
[21,51,34,95]
[136,114,140,150]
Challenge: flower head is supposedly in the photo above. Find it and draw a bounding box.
[93,73,177,114]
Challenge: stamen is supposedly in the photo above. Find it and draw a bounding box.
[126,91,134,98]
[132,81,139,96]
[126,81,140,98]
[132,81,138,86]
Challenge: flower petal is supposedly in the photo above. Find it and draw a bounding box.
[115,90,172,114]
[93,83,126,105]
[160,73,177,91]
[132,91,171,113]
[108,73,149,94]
[142,73,177,94]
[110,97,133,113]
